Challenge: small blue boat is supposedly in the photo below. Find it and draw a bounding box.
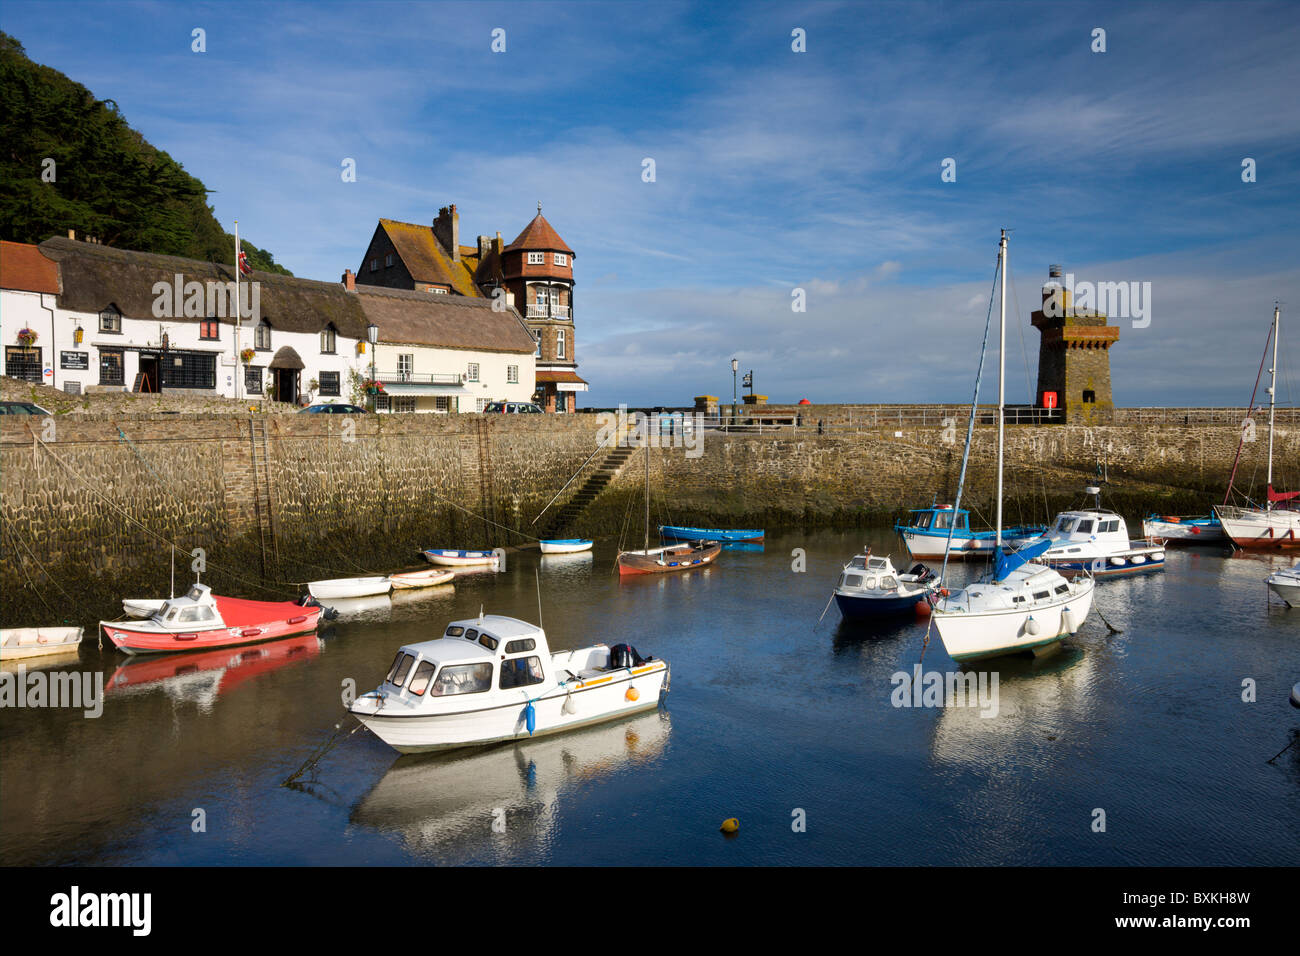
[834,553,937,620]
[894,505,1045,560]
[423,548,499,567]
[659,525,764,542]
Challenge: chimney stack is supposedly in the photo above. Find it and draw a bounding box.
[341,268,356,292]
[434,204,460,263]
[68,229,76,240]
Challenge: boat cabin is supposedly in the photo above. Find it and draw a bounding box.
[903,506,971,532]
[1044,509,1132,552]
[151,583,223,628]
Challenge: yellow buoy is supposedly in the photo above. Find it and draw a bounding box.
[720,818,739,834]
[625,687,640,702]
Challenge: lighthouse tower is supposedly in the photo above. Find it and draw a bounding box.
[1031,264,1120,424]
[500,204,587,412]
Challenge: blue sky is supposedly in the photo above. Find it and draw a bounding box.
[4,0,1299,407]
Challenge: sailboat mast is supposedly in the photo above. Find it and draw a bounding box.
[1266,304,1280,510]
[644,438,650,552]
[996,229,1007,549]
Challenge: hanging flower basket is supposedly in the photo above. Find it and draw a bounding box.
[17,328,38,346]
[240,348,256,363]
[365,380,385,395]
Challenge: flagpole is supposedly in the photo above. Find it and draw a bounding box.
[234,219,242,402]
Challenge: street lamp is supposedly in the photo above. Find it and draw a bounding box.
[367,321,379,412]
[730,358,738,428]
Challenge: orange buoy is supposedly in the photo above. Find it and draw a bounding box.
[720,818,739,834]
[914,600,931,617]
[625,687,640,702]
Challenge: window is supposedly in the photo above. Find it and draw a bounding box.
[199,319,220,340]
[504,639,536,654]
[387,652,415,686]
[534,286,549,307]
[434,396,451,412]
[4,347,42,384]
[178,606,215,623]
[475,398,488,412]
[255,320,271,350]
[500,656,545,689]
[245,365,263,395]
[533,332,541,358]
[553,252,568,266]
[1077,520,1094,534]
[478,633,499,651]
[369,258,378,272]
[431,662,493,696]
[397,354,413,380]
[320,324,337,354]
[384,253,394,268]
[318,371,340,396]
[556,329,565,359]
[1082,390,1096,404]
[99,306,121,333]
[465,629,478,642]
[408,660,436,696]
[432,287,447,295]
[1055,583,1070,594]
[99,347,125,386]
[527,251,545,265]
[507,364,519,384]
[393,396,416,413]
[444,626,465,637]
[160,352,216,390]
[467,362,479,382]
[1033,591,1050,600]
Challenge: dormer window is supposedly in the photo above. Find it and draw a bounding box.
[99,306,122,333]
[255,319,272,351]
[320,323,337,354]
[553,253,568,266]
[527,251,545,265]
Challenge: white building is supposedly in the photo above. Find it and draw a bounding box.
[353,282,537,413]
[1,237,537,411]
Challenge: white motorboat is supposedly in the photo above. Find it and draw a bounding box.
[1215,305,1300,551]
[0,626,85,661]
[932,231,1094,662]
[307,576,391,600]
[122,598,165,619]
[349,614,669,754]
[1141,514,1226,545]
[834,552,936,619]
[423,549,500,568]
[1040,495,1165,577]
[1267,561,1300,607]
[538,539,594,554]
[389,568,456,590]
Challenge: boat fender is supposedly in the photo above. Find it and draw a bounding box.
[562,694,577,715]
[1025,616,1041,636]
[626,687,640,702]
[1061,609,1076,634]
[524,701,536,735]
[1291,682,1300,710]
[914,600,931,617]
[287,616,307,625]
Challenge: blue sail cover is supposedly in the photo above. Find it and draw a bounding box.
[994,538,1052,581]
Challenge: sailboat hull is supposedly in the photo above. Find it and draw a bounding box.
[617,542,721,575]
[933,579,1095,663]
[1215,507,1300,550]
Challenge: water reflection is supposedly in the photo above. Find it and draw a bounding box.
[351,709,671,862]
[326,595,393,620]
[105,634,322,710]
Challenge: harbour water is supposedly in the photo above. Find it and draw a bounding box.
[2,528,1297,866]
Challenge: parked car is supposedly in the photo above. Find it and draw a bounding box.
[299,403,368,414]
[0,401,51,415]
[483,401,543,414]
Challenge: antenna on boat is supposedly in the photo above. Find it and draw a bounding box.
[535,567,544,630]
[170,545,175,599]
[478,604,484,623]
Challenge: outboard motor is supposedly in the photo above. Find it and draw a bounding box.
[609,643,650,669]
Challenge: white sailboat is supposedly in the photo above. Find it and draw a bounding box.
[932,231,1095,663]
[1215,306,1300,550]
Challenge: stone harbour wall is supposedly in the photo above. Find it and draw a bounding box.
[2,410,1294,626]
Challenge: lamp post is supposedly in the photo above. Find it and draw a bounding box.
[367,321,379,412]
[730,357,738,428]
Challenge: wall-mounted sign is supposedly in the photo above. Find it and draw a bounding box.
[60,350,89,370]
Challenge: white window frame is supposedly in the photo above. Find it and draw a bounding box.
[533,332,541,358]
[432,288,448,294]
[553,253,568,266]
[393,396,417,414]
[556,328,566,360]
[475,398,488,412]
[99,307,121,333]
[320,325,336,354]
[527,251,545,265]
[397,354,414,381]
[467,362,480,382]
[507,365,519,384]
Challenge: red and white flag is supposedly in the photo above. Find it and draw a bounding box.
[238,250,252,276]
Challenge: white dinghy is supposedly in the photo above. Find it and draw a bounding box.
[307,576,391,600]
[0,626,85,662]
[1267,560,1300,607]
[122,598,165,619]
[389,568,456,590]
[350,614,669,754]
